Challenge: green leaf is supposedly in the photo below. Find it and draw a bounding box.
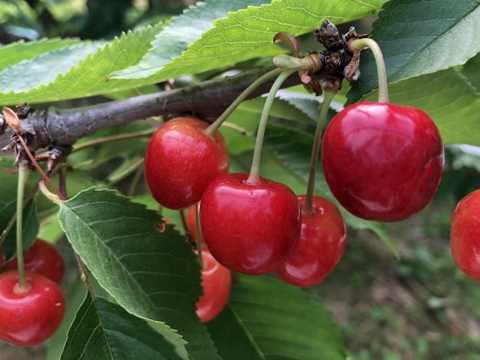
[262,122,397,258]
[61,293,189,360]
[207,274,346,360]
[115,0,387,81]
[57,188,220,360]
[363,69,480,146]
[0,42,104,94]
[0,24,161,105]
[348,0,480,102]
[0,37,82,72]
[113,0,272,80]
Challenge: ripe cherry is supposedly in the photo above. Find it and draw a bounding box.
[277,196,347,287]
[321,102,443,222]
[6,239,65,284]
[200,173,301,275]
[0,270,65,347]
[196,250,231,322]
[144,117,229,210]
[451,189,480,280]
[187,204,205,245]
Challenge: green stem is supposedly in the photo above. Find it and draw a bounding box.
[302,89,337,214]
[246,69,297,185]
[15,163,31,291]
[350,38,389,103]
[204,68,284,137]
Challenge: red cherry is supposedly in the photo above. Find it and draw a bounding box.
[0,270,65,347]
[187,204,205,244]
[321,102,443,221]
[451,190,480,280]
[144,117,229,210]
[6,239,65,284]
[196,250,231,322]
[277,196,347,287]
[200,173,301,275]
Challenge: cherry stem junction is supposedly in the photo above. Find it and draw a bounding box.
[302,89,337,215]
[349,38,389,103]
[15,163,31,292]
[204,68,284,137]
[246,69,297,185]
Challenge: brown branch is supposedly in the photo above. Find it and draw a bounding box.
[0,67,322,153]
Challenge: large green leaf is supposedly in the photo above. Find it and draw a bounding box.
[262,122,398,258]
[363,69,480,146]
[57,188,220,360]
[115,0,387,81]
[348,0,480,103]
[207,274,345,360]
[0,24,161,105]
[61,293,188,360]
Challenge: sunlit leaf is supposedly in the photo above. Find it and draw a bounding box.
[0,24,161,105]
[115,0,387,81]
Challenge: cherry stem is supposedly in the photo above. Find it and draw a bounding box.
[246,69,297,185]
[15,163,31,291]
[38,180,64,206]
[349,38,389,103]
[194,202,203,268]
[302,89,337,214]
[204,68,284,137]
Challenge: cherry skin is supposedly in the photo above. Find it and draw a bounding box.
[200,173,301,275]
[0,270,65,347]
[450,189,480,280]
[144,117,229,210]
[196,250,231,322]
[187,204,205,245]
[321,102,443,222]
[6,239,65,284]
[277,196,347,287]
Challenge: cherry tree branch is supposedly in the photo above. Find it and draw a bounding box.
[0,67,319,154]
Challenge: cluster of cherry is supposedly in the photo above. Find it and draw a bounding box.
[144,93,445,322]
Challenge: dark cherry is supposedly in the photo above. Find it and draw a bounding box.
[321,102,443,221]
[6,239,65,284]
[277,196,347,287]
[451,189,480,280]
[144,117,229,210]
[196,250,231,322]
[200,173,301,275]
[0,270,65,347]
